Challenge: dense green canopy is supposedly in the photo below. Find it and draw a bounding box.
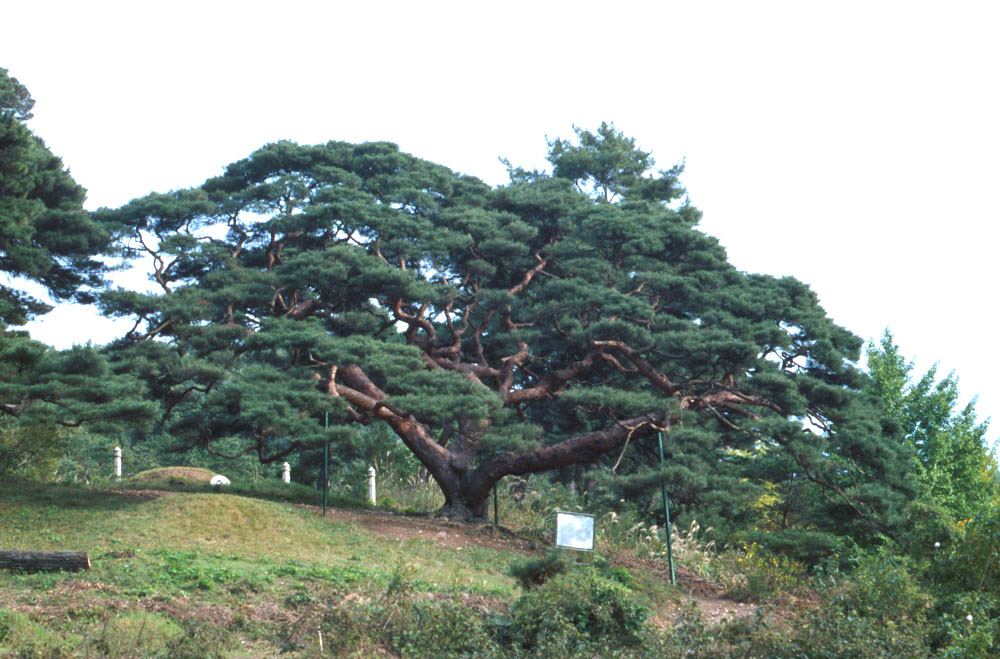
[97,125,913,523]
[867,330,998,521]
[0,68,108,325]
[0,69,153,427]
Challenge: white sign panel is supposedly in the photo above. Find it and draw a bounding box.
[555,511,595,551]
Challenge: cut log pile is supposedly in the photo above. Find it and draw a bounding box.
[0,550,90,573]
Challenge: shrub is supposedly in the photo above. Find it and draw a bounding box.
[316,598,498,658]
[164,622,233,658]
[509,550,569,589]
[505,568,649,654]
[740,528,847,568]
[318,601,398,656]
[776,552,932,657]
[0,609,77,657]
[896,500,960,559]
[936,504,1000,594]
[728,541,807,602]
[395,600,499,658]
[0,423,68,481]
[936,592,1000,658]
[94,612,183,657]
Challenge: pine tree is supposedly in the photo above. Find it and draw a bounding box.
[0,68,154,428]
[97,127,912,523]
[0,68,108,326]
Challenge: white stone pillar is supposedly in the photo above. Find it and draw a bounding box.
[368,466,376,505]
[281,462,290,483]
[113,446,122,481]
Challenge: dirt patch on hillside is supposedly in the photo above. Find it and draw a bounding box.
[299,504,537,554]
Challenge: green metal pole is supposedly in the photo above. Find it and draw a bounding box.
[323,412,329,517]
[658,432,676,585]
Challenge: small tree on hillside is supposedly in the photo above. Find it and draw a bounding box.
[866,330,998,521]
[97,125,913,522]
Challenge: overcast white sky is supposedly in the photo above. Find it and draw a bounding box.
[5,1,999,435]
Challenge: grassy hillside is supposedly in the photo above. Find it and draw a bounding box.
[2,478,937,657]
[0,480,535,657]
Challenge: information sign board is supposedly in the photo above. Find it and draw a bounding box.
[555,510,595,551]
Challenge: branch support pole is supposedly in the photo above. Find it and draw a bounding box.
[323,411,329,516]
[658,431,676,585]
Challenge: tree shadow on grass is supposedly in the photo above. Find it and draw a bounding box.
[0,479,164,512]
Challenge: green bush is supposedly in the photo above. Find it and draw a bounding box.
[316,599,498,658]
[896,500,960,560]
[728,541,807,602]
[773,552,932,657]
[509,550,570,589]
[504,568,649,654]
[396,600,499,657]
[936,592,1000,658]
[94,612,183,657]
[936,504,1000,594]
[0,422,68,481]
[0,609,78,658]
[739,528,848,568]
[163,622,233,658]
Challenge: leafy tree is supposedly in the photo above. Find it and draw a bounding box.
[866,330,998,520]
[0,419,68,480]
[98,126,913,522]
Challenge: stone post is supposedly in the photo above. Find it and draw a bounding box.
[368,466,376,505]
[113,446,122,481]
[281,462,290,483]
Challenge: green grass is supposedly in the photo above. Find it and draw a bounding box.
[0,478,723,657]
[0,480,518,592]
[0,478,525,656]
[1,475,952,656]
[125,471,375,509]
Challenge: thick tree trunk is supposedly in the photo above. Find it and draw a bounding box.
[428,448,491,521]
[460,413,666,510]
[435,496,489,522]
[322,364,667,523]
[0,550,90,573]
[431,415,666,522]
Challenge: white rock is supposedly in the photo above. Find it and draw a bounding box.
[210,474,231,486]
